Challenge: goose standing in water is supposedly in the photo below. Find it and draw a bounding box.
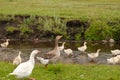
[107,55,120,64]
[43,35,62,68]
[109,38,115,43]
[13,51,22,65]
[78,42,87,53]
[59,42,66,51]
[111,49,120,56]
[0,39,10,48]
[64,49,73,56]
[87,49,101,60]
[8,49,40,79]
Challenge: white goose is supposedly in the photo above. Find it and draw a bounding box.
[13,51,22,65]
[111,49,120,56]
[107,56,120,64]
[9,49,40,79]
[109,38,115,43]
[37,57,49,65]
[0,39,10,48]
[59,42,66,51]
[78,41,87,52]
[64,49,73,56]
[87,49,101,59]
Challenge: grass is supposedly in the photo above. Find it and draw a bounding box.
[0,61,120,80]
[0,0,120,19]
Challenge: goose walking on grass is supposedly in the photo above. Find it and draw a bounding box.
[64,49,73,56]
[43,35,62,68]
[8,49,40,79]
[37,57,49,65]
[59,42,66,51]
[111,49,120,56]
[13,51,22,65]
[78,42,87,53]
[0,39,10,48]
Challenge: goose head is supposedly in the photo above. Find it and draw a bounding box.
[6,39,10,42]
[31,49,40,55]
[29,49,40,63]
[56,35,62,41]
[54,35,62,49]
[97,49,101,52]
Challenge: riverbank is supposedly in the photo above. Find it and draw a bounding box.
[0,0,120,41]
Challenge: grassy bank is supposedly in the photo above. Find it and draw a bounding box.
[0,0,120,41]
[0,61,120,80]
[0,0,120,19]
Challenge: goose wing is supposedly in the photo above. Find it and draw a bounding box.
[44,50,56,59]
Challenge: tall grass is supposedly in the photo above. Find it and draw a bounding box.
[0,61,120,80]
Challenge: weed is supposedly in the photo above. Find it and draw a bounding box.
[19,24,33,38]
[5,26,18,33]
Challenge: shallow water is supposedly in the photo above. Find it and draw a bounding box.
[0,40,120,64]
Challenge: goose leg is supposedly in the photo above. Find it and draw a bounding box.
[45,64,48,68]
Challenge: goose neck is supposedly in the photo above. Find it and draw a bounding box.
[96,50,100,54]
[62,42,65,46]
[29,53,35,64]
[54,39,59,49]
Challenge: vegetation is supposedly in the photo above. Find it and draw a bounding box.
[6,26,18,33]
[0,0,120,40]
[85,20,113,41]
[0,0,120,19]
[0,61,120,80]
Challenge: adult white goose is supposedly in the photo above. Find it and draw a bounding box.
[13,51,22,65]
[111,49,120,56]
[87,49,101,59]
[78,41,87,52]
[9,49,40,79]
[64,49,73,56]
[0,39,10,48]
[59,42,66,51]
[37,57,49,65]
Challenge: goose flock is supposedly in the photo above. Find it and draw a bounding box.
[0,37,120,80]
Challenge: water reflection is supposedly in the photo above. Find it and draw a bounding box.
[0,40,120,64]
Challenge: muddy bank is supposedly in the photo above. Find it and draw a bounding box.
[0,15,89,40]
[0,15,120,41]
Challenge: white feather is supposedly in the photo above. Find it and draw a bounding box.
[37,57,49,65]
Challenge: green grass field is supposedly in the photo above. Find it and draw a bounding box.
[0,0,120,19]
[0,61,120,80]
